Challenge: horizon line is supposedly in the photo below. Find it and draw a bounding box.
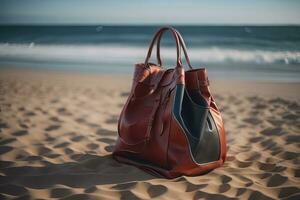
[1,23,300,26]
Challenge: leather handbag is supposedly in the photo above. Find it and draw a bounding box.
[113,27,227,178]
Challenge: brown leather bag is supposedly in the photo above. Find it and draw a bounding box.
[113,27,227,178]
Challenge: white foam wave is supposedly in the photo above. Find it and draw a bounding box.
[0,43,299,65]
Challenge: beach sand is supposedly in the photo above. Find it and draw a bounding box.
[0,69,299,200]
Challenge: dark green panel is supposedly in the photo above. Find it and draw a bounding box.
[172,84,220,164]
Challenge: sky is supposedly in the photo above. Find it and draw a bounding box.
[1,0,300,25]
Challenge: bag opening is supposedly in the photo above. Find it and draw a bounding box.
[172,84,221,164]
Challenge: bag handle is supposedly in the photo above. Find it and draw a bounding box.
[156,29,193,69]
[144,27,182,68]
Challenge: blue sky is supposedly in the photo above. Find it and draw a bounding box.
[1,0,300,25]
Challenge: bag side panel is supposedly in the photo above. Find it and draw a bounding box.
[210,105,227,163]
[114,65,176,171]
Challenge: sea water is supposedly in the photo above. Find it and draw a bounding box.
[0,25,299,81]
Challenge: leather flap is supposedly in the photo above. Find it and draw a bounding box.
[134,63,175,88]
[134,63,151,84]
[160,69,175,86]
[185,68,209,90]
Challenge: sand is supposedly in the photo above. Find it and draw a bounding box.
[0,69,299,200]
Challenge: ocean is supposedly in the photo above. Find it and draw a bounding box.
[0,25,299,81]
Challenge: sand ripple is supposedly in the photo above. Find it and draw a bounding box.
[0,72,299,199]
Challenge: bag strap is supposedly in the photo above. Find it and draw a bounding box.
[144,27,182,68]
[156,29,193,69]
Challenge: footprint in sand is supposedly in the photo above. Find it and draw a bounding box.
[120,190,140,200]
[219,183,231,193]
[71,135,84,142]
[267,174,288,187]
[25,111,36,116]
[0,146,13,155]
[96,128,116,136]
[147,184,167,198]
[0,138,16,145]
[185,183,208,192]
[285,135,300,144]
[49,116,63,123]
[0,160,14,168]
[104,145,114,153]
[260,127,285,136]
[12,130,28,136]
[64,147,74,155]
[97,138,115,145]
[59,193,91,200]
[84,185,98,193]
[279,187,300,199]
[86,143,99,150]
[54,142,70,148]
[193,190,234,200]
[106,115,119,124]
[50,187,73,198]
[0,122,9,129]
[112,182,137,190]
[243,117,261,125]
[0,184,28,196]
[249,191,273,200]
[45,125,61,132]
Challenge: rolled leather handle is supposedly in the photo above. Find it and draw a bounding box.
[144,27,182,68]
[156,28,193,69]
